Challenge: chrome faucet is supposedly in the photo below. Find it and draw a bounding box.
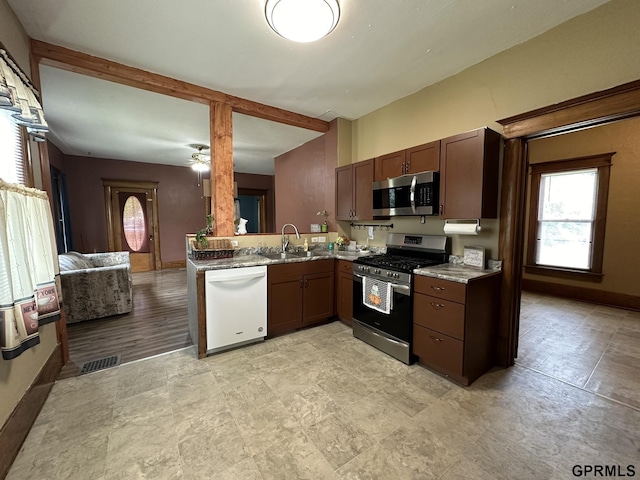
[281,223,300,253]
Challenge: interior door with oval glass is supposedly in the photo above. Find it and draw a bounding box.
[104,181,160,272]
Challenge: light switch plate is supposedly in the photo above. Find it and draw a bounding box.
[311,237,319,243]
[231,240,239,247]
[368,227,374,240]
[318,236,326,242]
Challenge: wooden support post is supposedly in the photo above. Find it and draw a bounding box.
[210,102,235,236]
[497,138,527,367]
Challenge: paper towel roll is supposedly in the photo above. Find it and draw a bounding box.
[443,222,481,235]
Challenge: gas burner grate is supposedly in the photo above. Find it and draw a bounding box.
[79,355,121,375]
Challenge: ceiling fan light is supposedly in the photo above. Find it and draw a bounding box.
[192,152,211,163]
[191,161,210,172]
[190,144,211,171]
[265,0,340,43]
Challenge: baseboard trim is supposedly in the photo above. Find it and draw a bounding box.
[0,343,62,479]
[162,260,186,269]
[522,279,640,311]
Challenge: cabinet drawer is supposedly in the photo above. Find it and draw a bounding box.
[337,259,353,274]
[414,275,466,303]
[413,325,463,375]
[414,293,465,340]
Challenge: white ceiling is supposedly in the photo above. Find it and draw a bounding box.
[9,0,611,174]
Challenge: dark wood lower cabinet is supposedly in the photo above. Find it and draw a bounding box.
[303,272,334,325]
[267,260,334,337]
[413,272,502,386]
[335,260,353,325]
[413,326,463,375]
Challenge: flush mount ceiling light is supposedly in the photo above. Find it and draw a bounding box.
[190,145,211,172]
[265,0,340,43]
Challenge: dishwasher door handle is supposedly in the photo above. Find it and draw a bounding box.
[208,271,266,283]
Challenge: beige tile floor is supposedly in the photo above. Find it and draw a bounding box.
[518,291,640,410]
[7,293,640,480]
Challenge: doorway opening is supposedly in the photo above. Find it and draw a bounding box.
[237,188,268,234]
[497,79,640,368]
[50,165,73,253]
[103,180,161,272]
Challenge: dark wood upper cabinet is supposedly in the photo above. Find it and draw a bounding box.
[374,150,405,181]
[336,159,374,221]
[335,164,354,220]
[374,141,440,181]
[405,141,440,175]
[439,128,501,219]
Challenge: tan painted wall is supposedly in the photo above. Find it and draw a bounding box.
[349,0,640,257]
[525,117,640,296]
[0,0,59,428]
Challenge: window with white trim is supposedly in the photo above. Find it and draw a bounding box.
[0,110,27,185]
[526,153,613,281]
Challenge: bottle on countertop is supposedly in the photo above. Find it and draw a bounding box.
[303,239,309,252]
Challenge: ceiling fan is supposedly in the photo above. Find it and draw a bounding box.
[190,145,211,172]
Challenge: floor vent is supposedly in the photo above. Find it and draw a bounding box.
[79,355,121,375]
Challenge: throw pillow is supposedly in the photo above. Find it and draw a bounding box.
[58,252,93,271]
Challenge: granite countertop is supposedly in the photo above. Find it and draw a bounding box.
[189,250,374,271]
[414,262,502,284]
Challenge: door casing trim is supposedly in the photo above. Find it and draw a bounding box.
[103,179,161,271]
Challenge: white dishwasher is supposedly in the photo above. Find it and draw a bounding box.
[205,265,267,354]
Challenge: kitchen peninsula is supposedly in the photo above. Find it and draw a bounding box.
[186,233,502,386]
[186,233,372,359]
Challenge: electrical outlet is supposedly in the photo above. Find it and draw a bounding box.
[231,240,239,247]
[318,236,326,242]
[368,226,374,240]
[311,237,319,243]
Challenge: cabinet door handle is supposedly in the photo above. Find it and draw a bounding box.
[299,279,303,288]
[429,335,444,344]
[439,204,444,215]
[430,286,445,292]
[406,160,410,172]
[304,279,308,288]
[430,302,444,309]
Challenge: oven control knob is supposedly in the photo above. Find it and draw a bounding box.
[386,272,392,277]
[394,273,399,279]
[374,269,380,274]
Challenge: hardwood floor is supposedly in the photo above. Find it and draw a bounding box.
[58,268,192,379]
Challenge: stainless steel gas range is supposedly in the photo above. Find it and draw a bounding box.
[352,233,450,364]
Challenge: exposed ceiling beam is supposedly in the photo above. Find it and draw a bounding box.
[30,39,330,133]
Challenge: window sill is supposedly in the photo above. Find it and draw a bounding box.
[524,265,604,283]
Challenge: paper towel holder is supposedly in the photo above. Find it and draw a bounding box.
[443,219,482,234]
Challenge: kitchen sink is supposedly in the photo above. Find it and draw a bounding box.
[292,251,329,258]
[260,252,301,260]
[260,251,330,260]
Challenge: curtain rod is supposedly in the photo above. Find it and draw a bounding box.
[0,40,41,98]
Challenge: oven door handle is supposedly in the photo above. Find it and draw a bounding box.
[353,273,410,296]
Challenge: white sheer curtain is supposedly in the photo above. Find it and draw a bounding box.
[0,180,60,360]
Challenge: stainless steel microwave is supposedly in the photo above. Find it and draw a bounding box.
[372,171,439,216]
